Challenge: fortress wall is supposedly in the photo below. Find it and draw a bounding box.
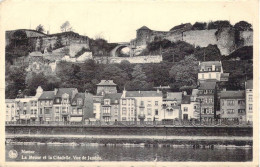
[95,55,162,64]
[182,29,218,47]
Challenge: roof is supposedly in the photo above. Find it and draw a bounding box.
[55,88,77,98]
[198,81,216,90]
[38,91,55,100]
[220,91,245,99]
[71,93,85,103]
[126,91,162,97]
[181,95,191,104]
[246,80,253,89]
[137,26,151,31]
[170,23,192,31]
[96,80,117,86]
[5,99,15,103]
[192,89,199,96]
[199,61,222,68]
[166,92,182,101]
[103,93,122,104]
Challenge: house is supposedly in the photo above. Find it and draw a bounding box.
[52,88,78,122]
[181,95,200,120]
[162,92,182,121]
[93,96,103,121]
[5,99,16,122]
[70,93,85,123]
[245,80,253,122]
[101,93,121,122]
[121,90,163,122]
[220,90,246,122]
[197,81,217,122]
[96,80,117,95]
[38,90,55,122]
[198,61,223,82]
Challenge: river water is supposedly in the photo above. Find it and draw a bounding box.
[6,144,252,162]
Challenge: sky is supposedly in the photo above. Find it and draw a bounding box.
[1,0,257,43]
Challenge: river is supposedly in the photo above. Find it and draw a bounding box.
[6,144,252,162]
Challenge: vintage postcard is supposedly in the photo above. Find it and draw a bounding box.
[0,0,259,166]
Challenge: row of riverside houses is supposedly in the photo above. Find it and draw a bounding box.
[5,61,253,124]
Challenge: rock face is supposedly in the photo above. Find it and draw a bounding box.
[69,43,90,57]
[131,25,253,56]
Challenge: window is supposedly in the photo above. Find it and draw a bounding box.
[155,109,158,115]
[122,107,127,115]
[238,109,245,114]
[103,107,110,113]
[249,104,253,111]
[122,117,126,121]
[55,107,59,113]
[147,118,152,121]
[147,101,152,107]
[208,68,212,71]
[6,104,9,108]
[184,107,188,112]
[56,98,60,103]
[209,73,211,79]
[221,99,224,106]
[23,110,27,115]
[45,108,50,114]
[249,95,253,102]
[77,109,83,114]
[227,109,235,114]
[147,108,152,115]
[227,100,235,106]
[77,99,83,105]
[155,101,158,106]
[204,90,207,94]
[203,108,207,114]
[140,101,144,106]
[31,109,34,114]
[62,107,67,113]
[34,109,37,114]
[194,105,197,109]
[122,99,126,105]
[238,100,245,105]
[104,99,110,105]
[208,108,213,114]
[40,109,42,114]
[55,117,59,121]
[209,98,213,103]
[72,108,77,114]
[131,109,134,115]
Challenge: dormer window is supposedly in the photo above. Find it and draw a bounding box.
[56,98,60,103]
[77,98,83,105]
[104,99,110,105]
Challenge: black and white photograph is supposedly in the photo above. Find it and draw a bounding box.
[0,0,258,166]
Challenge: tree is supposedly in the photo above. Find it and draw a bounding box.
[60,21,72,32]
[36,24,45,33]
[208,21,232,30]
[169,55,199,90]
[194,45,221,61]
[234,21,252,31]
[54,36,63,49]
[127,64,150,91]
[192,22,207,30]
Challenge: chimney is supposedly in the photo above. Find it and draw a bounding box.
[139,90,141,94]
[157,88,160,93]
[54,88,58,95]
[122,87,127,98]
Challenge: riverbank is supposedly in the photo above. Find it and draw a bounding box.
[6,134,253,147]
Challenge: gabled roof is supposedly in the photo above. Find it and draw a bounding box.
[166,92,182,101]
[199,81,216,90]
[103,93,122,104]
[39,91,55,100]
[182,95,191,104]
[246,80,253,89]
[96,80,117,86]
[137,26,151,31]
[71,93,85,104]
[126,91,162,97]
[55,88,77,98]
[220,90,245,99]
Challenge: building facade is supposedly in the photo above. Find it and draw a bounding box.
[197,81,217,122]
[220,90,246,122]
[246,80,253,122]
[5,99,16,122]
[162,92,182,121]
[198,61,223,82]
[101,93,121,122]
[96,80,117,95]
